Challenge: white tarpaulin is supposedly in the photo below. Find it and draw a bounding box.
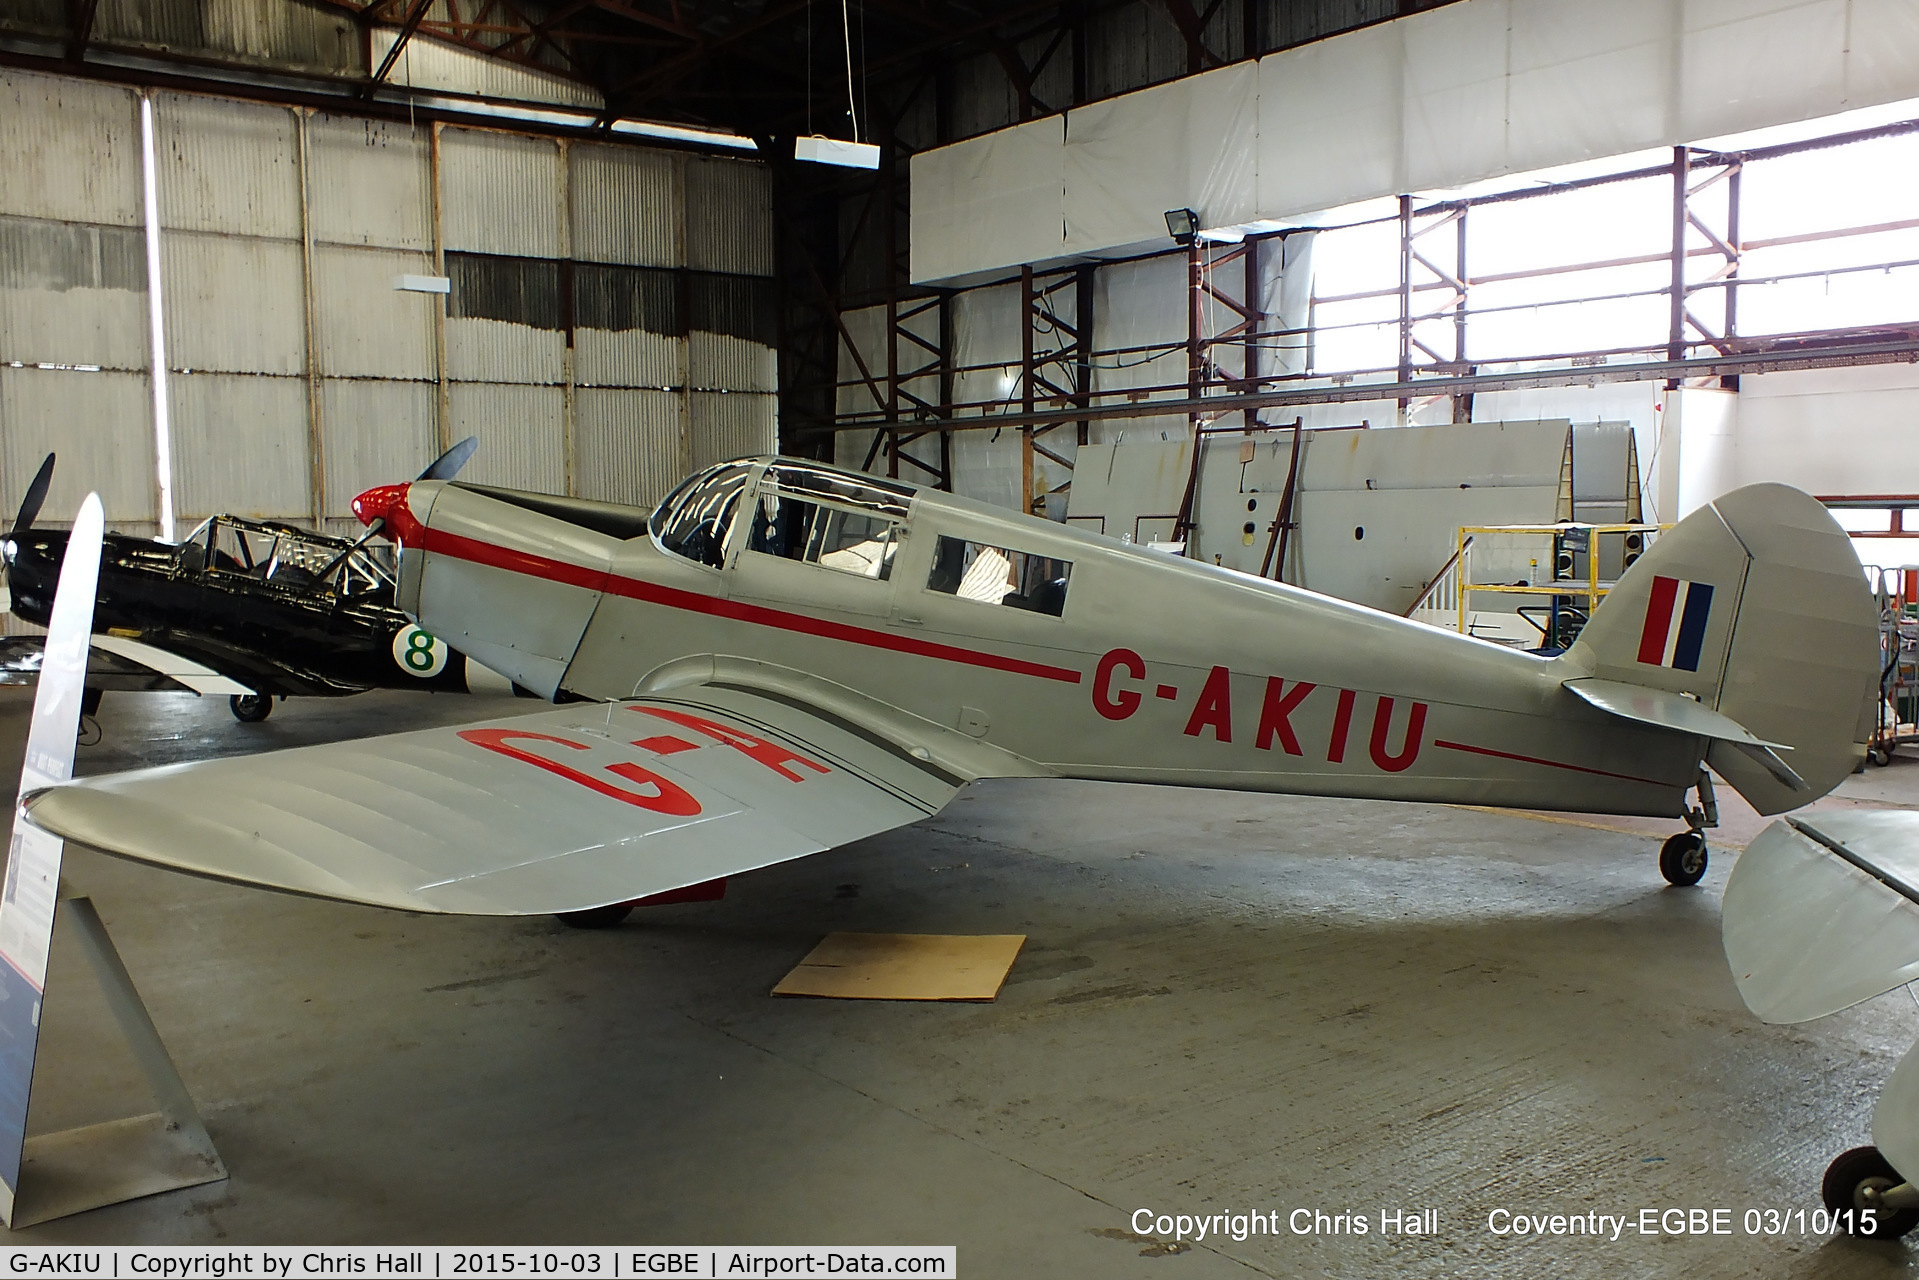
[1063,61,1259,255]
[911,115,1063,286]
[912,0,1919,284]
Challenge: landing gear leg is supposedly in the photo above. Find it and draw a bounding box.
[1660,769,1717,887]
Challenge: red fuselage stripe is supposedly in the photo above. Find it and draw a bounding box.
[1432,737,1670,788]
[415,526,1085,685]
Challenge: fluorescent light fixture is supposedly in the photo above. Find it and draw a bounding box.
[394,274,451,294]
[1164,208,1199,244]
[386,91,598,130]
[611,119,759,151]
[794,135,881,169]
[363,86,757,152]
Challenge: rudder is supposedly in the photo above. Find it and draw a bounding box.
[1568,484,1877,814]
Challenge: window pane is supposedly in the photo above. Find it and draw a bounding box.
[652,461,754,567]
[813,509,897,579]
[748,492,900,580]
[1831,507,1892,534]
[927,536,1071,616]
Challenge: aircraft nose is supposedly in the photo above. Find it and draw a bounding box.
[351,483,410,531]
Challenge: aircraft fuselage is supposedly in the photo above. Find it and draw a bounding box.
[369,460,1699,819]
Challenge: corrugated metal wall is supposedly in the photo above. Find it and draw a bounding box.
[0,71,156,536]
[576,388,683,506]
[90,0,360,79]
[154,91,314,524]
[308,111,438,529]
[441,127,569,505]
[0,66,779,548]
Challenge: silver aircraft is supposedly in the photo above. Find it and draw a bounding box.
[19,457,1880,924]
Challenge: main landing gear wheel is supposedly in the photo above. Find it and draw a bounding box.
[229,694,272,723]
[1659,831,1708,886]
[556,904,634,929]
[1822,1146,1919,1239]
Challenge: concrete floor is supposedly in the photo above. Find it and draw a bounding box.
[1,686,1917,1277]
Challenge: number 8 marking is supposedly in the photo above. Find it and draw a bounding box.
[392,624,449,678]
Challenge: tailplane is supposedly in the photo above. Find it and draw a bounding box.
[1566,484,1878,814]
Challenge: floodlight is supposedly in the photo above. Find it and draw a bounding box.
[1164,208,1199,244]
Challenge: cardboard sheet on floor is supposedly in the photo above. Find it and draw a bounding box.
[773,933,1026,1001]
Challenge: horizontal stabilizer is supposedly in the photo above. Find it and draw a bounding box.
[1563,677,1785,746]
[25,685,980,916]
[1564,677,1807,791]
[1722,811,1919,1024]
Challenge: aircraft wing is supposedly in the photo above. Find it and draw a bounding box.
[1721,810,1919,1024]
[0,635,252,696]
[23,678,1027,915]
[1723,810,1919,1186]
[87,634,256,696]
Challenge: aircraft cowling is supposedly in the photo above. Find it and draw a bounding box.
[3,531,65,627]
[368,481,615,702]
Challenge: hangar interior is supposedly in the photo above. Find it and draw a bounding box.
[2,0,1919,1273]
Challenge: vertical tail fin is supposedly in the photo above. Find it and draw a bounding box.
[1568,484,1877,814]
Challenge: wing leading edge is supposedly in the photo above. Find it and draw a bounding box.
[24,683,988,915]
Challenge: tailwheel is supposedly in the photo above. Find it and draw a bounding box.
[1659,831,1708,886]
[229,693,272,723]
[556,904,634,929]
[1822,1145,1919,1239]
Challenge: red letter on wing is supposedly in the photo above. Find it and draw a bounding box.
[1093,649,1146,721]
[458,728,702,815]
[627,706,829,782]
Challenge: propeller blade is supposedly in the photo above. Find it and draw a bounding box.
[418,436,478,483]
[12,453,54,539]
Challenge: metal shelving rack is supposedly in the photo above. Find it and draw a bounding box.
[1870,567,1919,765]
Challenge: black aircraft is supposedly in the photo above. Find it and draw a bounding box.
[0,442,513,722]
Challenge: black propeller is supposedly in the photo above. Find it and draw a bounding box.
[310,436,480,587]
[419,436,478,483]
[11,452,53,541]
[2,451,54,600]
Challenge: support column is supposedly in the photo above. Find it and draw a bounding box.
[1396,193,1413,416]
[1242,237,1260,429]
[429,122,451,457]
[295,108,326,530]
[1075,264,1094,445]
[1021,264,1037,514]
[1667,145,1688,374]
[557,138,577,496]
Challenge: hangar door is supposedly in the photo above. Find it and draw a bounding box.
[0,66,777,546]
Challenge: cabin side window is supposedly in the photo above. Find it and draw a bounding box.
[747,491,902,580]
[926,536,1072,616]
[650,462,755,568]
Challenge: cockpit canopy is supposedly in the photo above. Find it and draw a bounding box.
[182,515,394,597]
[649,459,914,572]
